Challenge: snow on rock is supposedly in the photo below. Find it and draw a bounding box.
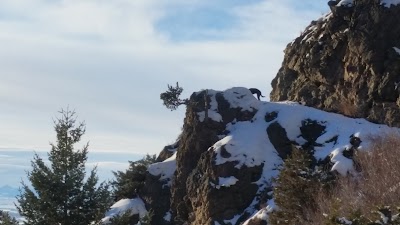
[222,87,260,111]
[213,114,282,183]
[338,217,353,225]
[147,152,177,186]
[299,13,332,44]
[218,176,239,187]
[163,211,172,222]
[202,88,397,224]
[242,204,274,225]
[197,87,260,123]
[381,0,400,7]
[197,89,223,122]
[330,147,354,176]
[211,88,395,181]
[101,198,147,224]
[337,0,354,7]
[198,110,223,122]
[394,47,400,55]
[210,176,239,189]
[223,214,241,225]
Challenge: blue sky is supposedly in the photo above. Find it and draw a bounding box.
[0,149,143,187]
[0,0,328,155]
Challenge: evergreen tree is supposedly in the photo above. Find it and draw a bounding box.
[106,210,136,225]
[105,210,153,225]
[112,154,157,201]
[160,82,188,111]
[269,147,321,225]
[0,210,19,225]
[16,109,112,225]
[137,210,153,225]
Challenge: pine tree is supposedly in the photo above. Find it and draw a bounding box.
[0,210,19,225]
[105,210,153,225]
[112,154,157,201]
[160,82,188,111]
[16,109,112,225]
[269,147,321,225]
[106,210,136,225]
[138,210,153,225]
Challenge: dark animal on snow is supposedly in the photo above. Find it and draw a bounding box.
[249,88,265,100]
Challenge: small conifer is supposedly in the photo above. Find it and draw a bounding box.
[112,154,157,201]
[269,147,321,225]
[0,210,19,225]
[17,109,112,225]
[160,82,188,111]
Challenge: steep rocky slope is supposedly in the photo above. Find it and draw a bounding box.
[270,0,400,127]
[136,87,395,225]
[102,1,400,224]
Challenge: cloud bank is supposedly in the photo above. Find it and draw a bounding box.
[0,0,328,153]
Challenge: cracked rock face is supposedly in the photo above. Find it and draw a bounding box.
[270,0,400,127]
[141,87,395,225]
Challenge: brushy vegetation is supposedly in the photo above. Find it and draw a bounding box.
[269,147,333,225]
[337,99,360,118]
[112,154,157,201]
[306,133,400,225]
[269,134,400,225]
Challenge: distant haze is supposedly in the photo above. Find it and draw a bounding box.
[0,149,144,188]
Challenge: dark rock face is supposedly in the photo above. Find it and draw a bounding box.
[157,141,179,162]
[270,0,400,127]
[266,122,293,159]
[186,151,262,225]
[170,90,258,225]
[139,88,384,225]
[141,174,172,225]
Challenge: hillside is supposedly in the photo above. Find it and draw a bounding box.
[106,87,397,225]
[103,1,400,224]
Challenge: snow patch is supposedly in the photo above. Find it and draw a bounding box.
[212,92,395,183]
[223,214,241,225]
[197,89,223,122]
[223,87,260,111]
[101,198,147,224]
[147,152,177,186]
[163,211,172,222]
[218,176,239,187]
[337,0,354,7]
[338,217,353,225]
[198,110,223,122]
[242,201,275,225]
[393,47,400,55]
[330,147,354,176]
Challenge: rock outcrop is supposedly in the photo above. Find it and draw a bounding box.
[270,0,400,127]
[107,2,400,223]
[139,87,395,225]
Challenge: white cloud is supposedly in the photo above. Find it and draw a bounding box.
[0,0,328,152]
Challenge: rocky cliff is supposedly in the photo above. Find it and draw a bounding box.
[139,87,395,225]
[103,1,400,224]
[270,0,400,127]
